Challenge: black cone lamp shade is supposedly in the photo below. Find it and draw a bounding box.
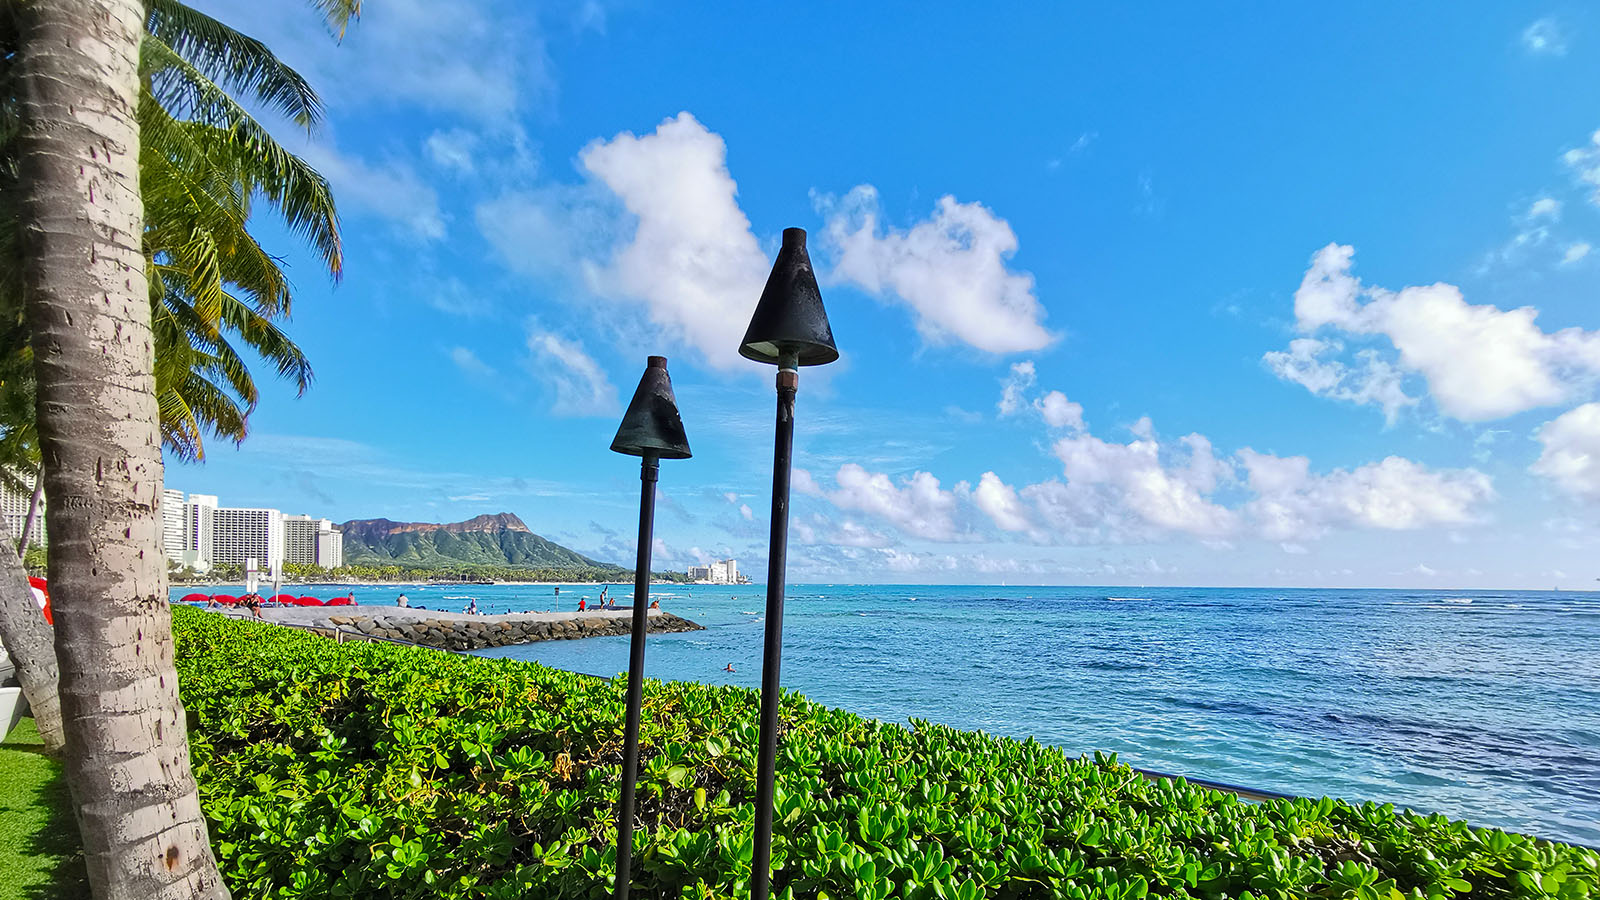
[739,228,839,366]
[610,356,692,459]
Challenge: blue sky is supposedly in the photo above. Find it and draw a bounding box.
[178,1,1600,588]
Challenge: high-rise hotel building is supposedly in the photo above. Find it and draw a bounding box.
[283,515,344,568]
[209,506,285,570]
[0,469,44,547]
[161,488,185,559]
[162,492,342,571]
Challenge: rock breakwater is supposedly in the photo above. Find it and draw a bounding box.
[268,608,703,652]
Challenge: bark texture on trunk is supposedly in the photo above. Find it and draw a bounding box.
[0,522,63,750]
[16,1,229,897]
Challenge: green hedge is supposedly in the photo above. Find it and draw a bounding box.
[170,607,1597,900]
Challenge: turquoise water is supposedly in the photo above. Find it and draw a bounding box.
[174,583,1600,845]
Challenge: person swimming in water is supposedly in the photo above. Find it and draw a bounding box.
[724,662,735,672]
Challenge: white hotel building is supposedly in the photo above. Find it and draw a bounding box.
[162,492,343,571]
[1,470,45,547]
[687,558,741,584]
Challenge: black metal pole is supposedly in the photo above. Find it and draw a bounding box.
[751,358,798,900]
[614,454,658,900]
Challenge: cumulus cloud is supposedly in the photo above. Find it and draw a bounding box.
[1238,450,1493,541]
[1522,18,1568,56]
[803,411,1493,549]
[1049,427,1237,538]
[823,463,968,541]
[997,361,1036,415]
[524,325,618,416]
[1263,338,1416,424]
[973,472,1031,532]
[1532,403,1600,500]
[1278,243,1600,421]
[1035,391,1085,431]
[480,113,767,369]
[819,186,1054,353]
[996,361,1084,430]
[1562,242,1591,265]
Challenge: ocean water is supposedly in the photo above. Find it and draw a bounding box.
[173,583,1600,845]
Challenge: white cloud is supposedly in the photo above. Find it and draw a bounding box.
[1050,428,1237,538]
[1562,242,1591,265]
[824,463,967,541]
[1478,196,1569,272]
[1522,18,1568,55]
[1238,450,1494,541]
[301,142,446,241]
[1564,130,1600,205]
[524,325,618,416]
[197,0,544,124]
[803,409,1494,550]
[973,472,1031,532]
[425,129,480,174]
[792,468,821,496]
[481,113,768,369]
[997,361,1036,415]
[1285,243,1600,420]
[449,346,495,377]
[820,185,1054,353]
[577,113,769,369]
[424,278,492,317]
[1263,337,1416,424]
[1035,391,1085,431]
[1532,403,1600,500]
[997,361,1084,430]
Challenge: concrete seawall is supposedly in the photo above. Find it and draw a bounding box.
[211,606,704,652]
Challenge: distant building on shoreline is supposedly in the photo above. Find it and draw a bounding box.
[163,491,343,572]
[284,515,344,569]
[688,558,744,584]
[2,470,45,548]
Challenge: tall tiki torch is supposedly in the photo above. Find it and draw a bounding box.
[740,228,839,900]
[609,355,692,900]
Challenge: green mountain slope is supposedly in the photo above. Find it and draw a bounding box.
[339,513,613,570]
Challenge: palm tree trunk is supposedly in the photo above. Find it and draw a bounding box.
[17,468,43,555]
[0,521,63,750]
[15,1,229,897]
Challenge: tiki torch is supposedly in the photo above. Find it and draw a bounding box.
[740,228,839,900]
[609,355,692,900]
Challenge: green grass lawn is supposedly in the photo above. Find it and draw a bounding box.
[0,717,87,900]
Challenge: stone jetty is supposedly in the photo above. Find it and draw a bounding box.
[222,606,704,652]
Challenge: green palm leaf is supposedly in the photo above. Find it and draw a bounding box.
[1,0,344,462]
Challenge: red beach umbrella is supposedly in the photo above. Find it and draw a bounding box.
[326,596,353,606]
[180,592,209,604]
[271,593,297,605]
[295,596,324,606]
[212,594,238,605]
[29,576,51,624]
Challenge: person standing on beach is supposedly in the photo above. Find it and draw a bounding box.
[578,597,586,611]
